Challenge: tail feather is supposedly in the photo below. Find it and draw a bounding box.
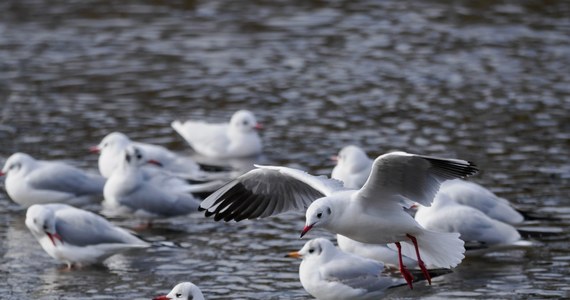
[390,230,465,268]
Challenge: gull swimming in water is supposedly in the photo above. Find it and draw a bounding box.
[25,203,148,268]
[171,110,263,158]
[103,146,205,219]
[287,238,444,299]
[415,192,524,247]
[436,179,524,225]
[1,152,105,207]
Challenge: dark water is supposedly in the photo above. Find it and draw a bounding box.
[1,0,569,299]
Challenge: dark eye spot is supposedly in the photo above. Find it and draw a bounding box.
[125,154,131,162]
[327,208,331,214]
[317,212,322,218]
[42,225,47,230]
[175,293,181,298]
[308,248,314,254]
[242,120,249,125]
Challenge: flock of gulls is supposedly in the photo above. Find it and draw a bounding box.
[0,109,531,299]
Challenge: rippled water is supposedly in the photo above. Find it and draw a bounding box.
[1,0,569,299]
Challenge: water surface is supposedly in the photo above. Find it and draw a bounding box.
[0,0,569,299]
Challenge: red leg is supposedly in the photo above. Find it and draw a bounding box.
[395,241,414,289]
[406,234,432,285]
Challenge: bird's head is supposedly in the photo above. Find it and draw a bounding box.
[153,282,204,300]
[301,200,333,238]
[91,132,130,154]
[286,238,336,262]
[1,152,35,177]
[25,205,61,246]
[229,110,262,133]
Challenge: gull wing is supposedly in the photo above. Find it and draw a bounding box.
[322,254,399,294]
[28,162,105,196]
[200,165,346,221]
[357,152,478,209]
[117,183,199,217]
[54,206,144,247]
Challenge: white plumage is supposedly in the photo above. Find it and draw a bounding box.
[1,152,105,207]
[171,110,262,158]
[287,238,407,300]
[331,145,373,189]
[103,146,202,218]
[202,151,478,288]
[25,203,148,267]
[153,282,205,300]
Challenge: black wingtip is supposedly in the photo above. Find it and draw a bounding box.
[425,156,480,179]
[464,161,479,176]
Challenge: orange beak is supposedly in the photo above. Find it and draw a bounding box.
[286,251,302,259]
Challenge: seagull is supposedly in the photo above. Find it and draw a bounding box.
[438,179,524,225]
[171,110,263,158]
[331,145,373,189]
[152,282,205,300]
[200,151,478,288]
[1,152,106,207]
[415,192,523,247]
[103,146,203,219]
[90,131,228,182]
[286,238,440,300]
[25,203,149,268]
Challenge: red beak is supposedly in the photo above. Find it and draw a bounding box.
[147,159,163,167]
[89,146,101,154]
[330,155,339,162]
[152,295,170,300]
[0,171,5,176]
[300,224,313,238]
[254,123,264,130]
[46,232,63,246]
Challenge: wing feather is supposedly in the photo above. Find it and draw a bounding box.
[200,166,346,221]
[55,207,142,246]
[357,152,478,208]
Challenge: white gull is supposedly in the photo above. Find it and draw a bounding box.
[103,146,204,219]
[201,151,478,288]
[171,110,262,158]
[1,152,105,207]
[25,203,148,268]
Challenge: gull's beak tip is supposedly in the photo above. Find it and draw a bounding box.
[300,224,312,238]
